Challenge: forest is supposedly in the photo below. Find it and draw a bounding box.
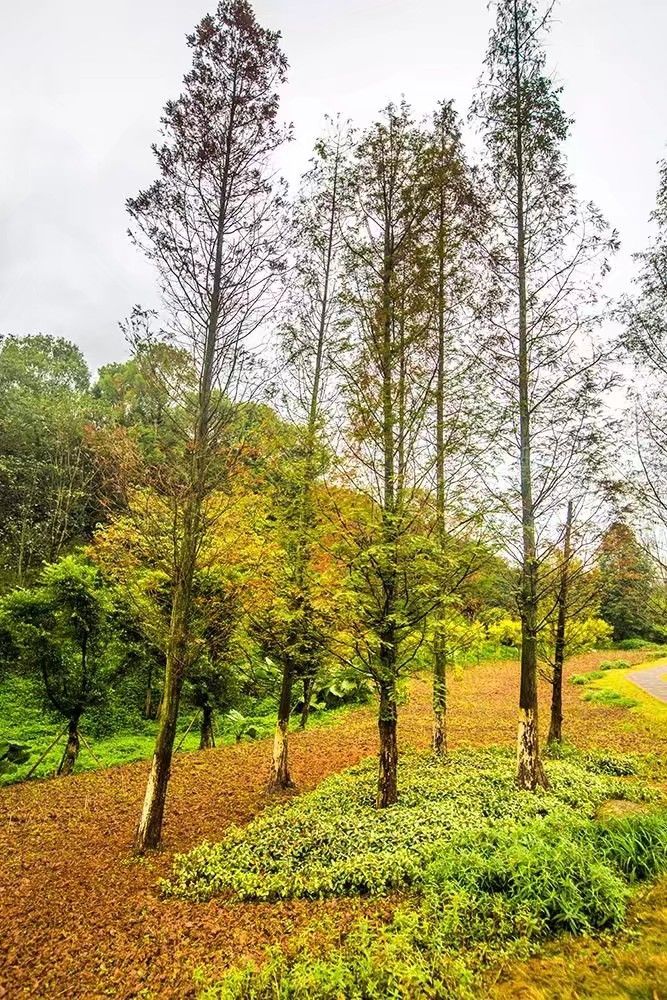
[1,1,667,998]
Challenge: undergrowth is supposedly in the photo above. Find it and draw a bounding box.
[185,749,667,999]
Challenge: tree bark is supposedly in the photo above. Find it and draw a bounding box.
[548,500,573,746]
[199,704,215,749]
[376,679,398,807]
[432,635,447,756]
[57,712,81,776]
[269,662,295,791]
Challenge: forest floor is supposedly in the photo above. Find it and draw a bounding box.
[1,649,665,1000]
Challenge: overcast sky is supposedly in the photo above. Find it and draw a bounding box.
[1,0,665,373]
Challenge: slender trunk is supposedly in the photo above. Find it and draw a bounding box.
[199,704,215,749]
[57,712,81,776]
[432,634,447,756]
[377,678,398,807]
[300,676,315,729]
[269,661,295,790]
[135,487,201,851]
[433,133,448,757]
[548,500,573,746]
[514,0,547,791]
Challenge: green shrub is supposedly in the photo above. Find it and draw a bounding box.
[165,749,654,903]
[597,811,667,882]
[599,659,631,671]
[614,638,651,651]
[584,689,639,709]
[199,808,667,1000]
[570,670,604,685]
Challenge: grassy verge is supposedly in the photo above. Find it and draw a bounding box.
[585,659,667,731]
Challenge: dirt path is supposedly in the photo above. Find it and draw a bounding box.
[0,651,659,1000]
[627,659,667,703]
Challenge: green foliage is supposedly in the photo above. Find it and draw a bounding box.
[570,671,603,685]
[584,689,640,709]
[0,334,95,586]
[598,523,658,642]
[599,659,631,670]
[195,752,667,1000]
[0,740,30,775]
[165,749,657,903]
[1,555,129,724]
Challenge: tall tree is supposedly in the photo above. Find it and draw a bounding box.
[473,0,617,789]
[126,0,288,850]
[265,119,348,789]
[337,103,434,806]
[425,101,482,756]
[624,158,667,537]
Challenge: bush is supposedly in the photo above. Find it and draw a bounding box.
[570,670,604,685]
[165,749,656,903]
[599,659,631,671]
[198,797,667,1000]
[584,689,639,709]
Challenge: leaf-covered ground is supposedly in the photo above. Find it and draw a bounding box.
[0,650,664,999]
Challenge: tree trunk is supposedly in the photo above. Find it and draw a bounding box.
[135,525,196,852]
[300,676,315,729]
[199,704,215,749]
[57,712,81,776]
[513,0,547,791]
[548,501,573,746]
[432,634,447,756]
[377,680,398,807]
[269,663,295,791]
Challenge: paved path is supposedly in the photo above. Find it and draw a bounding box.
[627,661,667,703]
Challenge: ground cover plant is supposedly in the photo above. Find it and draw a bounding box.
[166,748,659,903]
[179,748,666,998]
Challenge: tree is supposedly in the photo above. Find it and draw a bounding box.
[473,0,617,789]
[265,119,348,789]
[126,0,288,850]
[624,159,667,539]
[0,334,95,586]
[1,555,127,774]
[424,101,484,756]
[337,102,435,806]
[598,521,656,641]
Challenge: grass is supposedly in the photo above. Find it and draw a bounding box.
[584,658,667,732]
[183,748,667,999]
[0,674,358,785]
[491,876,667,999]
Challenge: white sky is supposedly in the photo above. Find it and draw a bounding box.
[1,0,665,373]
